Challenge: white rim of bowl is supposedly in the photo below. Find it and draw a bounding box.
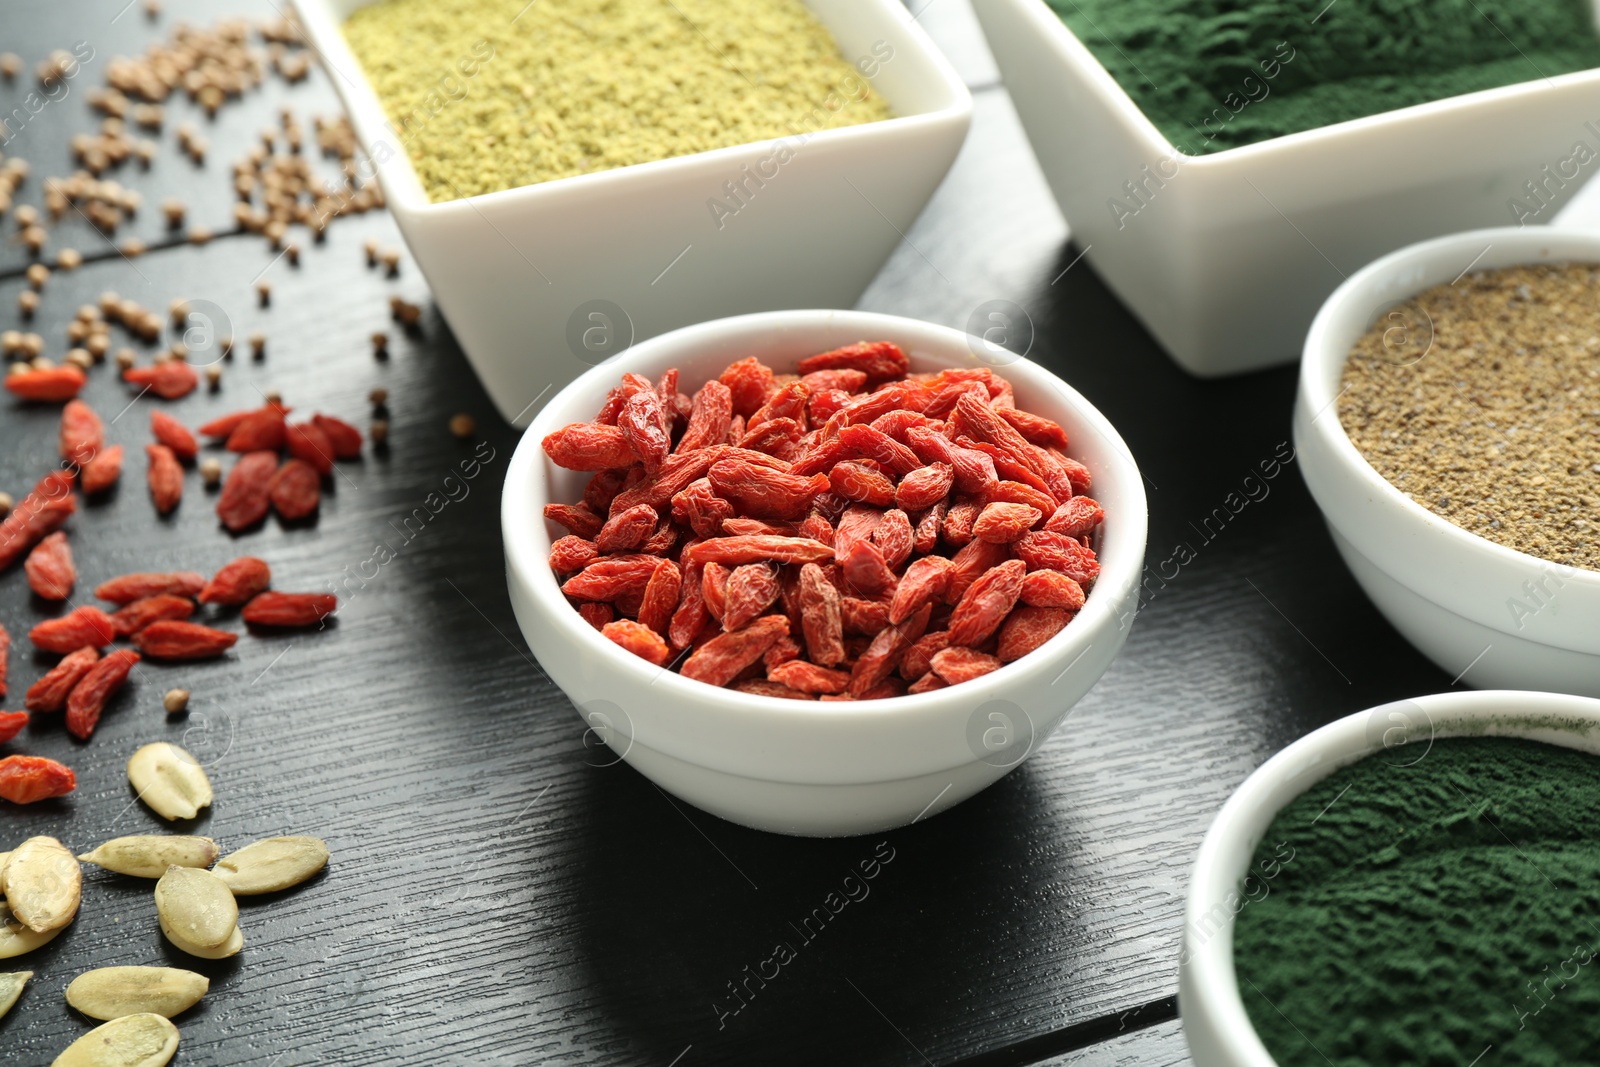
[1183,688,1600,1066]
[503,308,1149,721]
[1299,226,1600,593]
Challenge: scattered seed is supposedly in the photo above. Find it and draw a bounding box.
[1,836,81,933]
[163,689,190,714]
[199,457,222,488]
[213,836,329,895]
[286,243,300,266]
[122,238,147,257]
[370,418,389,444]
[255,281,270,307]
[51,1012,180,1066]
[57,248,82,271]
[78,836,218,878]
[188,227,212,246]
[66,967,209,1022]
[204,364,221,389]
[0,908,62,959]
[126,743,213,821]
[263,390,282,406]
[116,348,137,370]
[0,970,29,1021]
[0,492,12,516]
[18,291,38,318]
[155,866,237,950]
[158,915,241,960]
[368,387,388,406]
[65,349,93,371]
[26,263,48,289]
[449,413,475,439]
[161,198,185,228]
[248,332,265,359]
[370,331,388,358]
[380,248,400,276]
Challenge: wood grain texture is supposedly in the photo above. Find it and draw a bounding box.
[0,2,1465,1065]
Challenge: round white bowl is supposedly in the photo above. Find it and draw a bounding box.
[503,310,1148,836]
[1295,227,1600,697]
[1179,689,1600,1067]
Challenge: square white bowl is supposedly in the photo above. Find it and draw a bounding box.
[972,0,1600,377]
[290,0,972,426]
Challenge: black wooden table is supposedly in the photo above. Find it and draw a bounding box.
[1,2,1470,1064]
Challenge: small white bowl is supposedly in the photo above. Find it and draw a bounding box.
[290,0,971,427]
[1295,227,1600,697]
[1180,689,1600,1067]
[502,310,1148,836]
[971,0,1600,377]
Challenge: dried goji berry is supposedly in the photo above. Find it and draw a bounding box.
[698,561,729,623]
[544,502,605,540]
[1020,570,1086,611]
[111,594,196,638]
[267,457,321,520]
[838,424,920,476]
[738,417,805,462]
[733,678,814,700]
[150,409,198,461]
[848,603,931,698]
[24,531,74,601]
[723,563,780,631]
[951,393,1044,477]
[549,536,600,574]
[905,427,996,494]
[796,510,835,546]
[240,592,338,628]
[1044,497,1104,538]
[669,561,710,649]
[286,421,336,475]
[718,516,795,537]
[0,754,76,803]
[577,602,613,630]
[618,389,670,474]
[795,562,845,666]
[899,631,951,681]
[146,443,184,514]
[763,633,801,671]
[907,672,948,694]
[0,710,28,744]
[840,540,896,597]
[894,463,953,512]
[601,619,671,666]
[872,508,914,570]
[676,380,733,454]
[81,444,124,495]
[8,365,87,401]
[996,605,1073,662]
[1015,531,1101,585]
[683,535,834,567]
[984,480,1058,517]
[718,356,775,418]
[960,438,1052,495]
[681,615,788,687]
[594,502,658,554]
[840,596,891,635]
[889,556,954,625]
[542,423,637,471]
[671,478,735,539]
[930,646,1004,684]
[948,559,1027,647]
[31,606,116,653]
[946,538,1010,604]
[767,659,849,694]
[226,407,287,452]
[912,503,944,555]
[972,501,1041,544]
[797,341,909,382]
[133,620,238,659]
[60,399,104,467]
[95,571,205,603]
[199,556,271,605]
[0,471,77,570]
[642,520,678,556]
[563,555,661,602]
[25,646,99,712]
[583,468,631,514]
[65,647,139,739]
[997,407,1069,450]
[312,413,364,459]
[829,461,896,507]
[199,404,288,439]
[833,504,884,563]
[1049,450,1093,495]
[123,360,199,399]
[799,368,868,394]
[636,559,682,636]
[707,458,826,521]
[215,451,278,531]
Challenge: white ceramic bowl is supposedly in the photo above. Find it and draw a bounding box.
[290,0,971,427]
[1295,227,1600,697]
[1180,689,1600,1067]
[502,310,1148,836]
[971,0,1600,377]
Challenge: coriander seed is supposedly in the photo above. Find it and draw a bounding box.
[449,413,475,439]
[163,689,190,714]
[199,457,222,487]
[368,388,388,406]
[370,418,389,444]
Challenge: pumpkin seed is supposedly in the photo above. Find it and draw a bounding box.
[126,743,213,821]
[79,836,218,879]
[0,906,62,958]
[0,970,31,1020]
[66,966,209,1021]
[157,911,242,960]
[2,837,81,932]
[51,1012,180,1067]
[154,866,236,949]
[214,836,329,895]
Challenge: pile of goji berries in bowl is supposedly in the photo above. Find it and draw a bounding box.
[504,310,1148,836]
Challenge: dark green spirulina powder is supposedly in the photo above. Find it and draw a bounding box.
[1232,736,1600,1066]
[1044,0,1600,153]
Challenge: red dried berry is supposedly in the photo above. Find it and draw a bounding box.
[1019,570,1086,611]
[1015,531,1101,585]
[543,502,605,540]
[217,451,278,531]
[95,571,206,604]
[996,605,1074,662]
[7,365,87,402]
[268,458,322,522]
[948,560,1027,647]
[701,562,730,622]
[594,503,658,554]
[312,413,364,459]
[900,631,952,682]
[894,463,953,512]
[930,646,1004,684]
[0,471,77,571]
[241,592,338,628]
[286,422,336,475]
[669,562,711,649]
[767,659,850,694]
[542,423,637,471]
[1044,497,1104,537]
[146,443,184,514]
[549,536,600,574]
[618,389,670,474]
[906,427,996,495]
[637,560,682,636]
[200,556,272,605]
[840,597,891,635]
[872,508,914,570]
[718,356,776,418]
[972,501,1042,544]
[24,531,74,600]
[577,602,613,630]
[797,563,845,666]
[681,615,789,688]
[0,710,28,744]
[723,564,781,631]
[797,341,909,382]
[997,407,1070,450]
[946,538,1010,604]
[25,646,99,712]
[0,755,76,803]
[707,459,827,521]
[60,399,104,467]
[199,404,288,439]
[31,606,115,653]
[838,424,920,476]
[123,360,198,399]
[133,620,238,660]
[912,502,944,555]
[226,407,287,452]
[562,556,662,602]
[684,535,834,567]
[829,461,896,507]
[676,380,733,454]
[66,648,139,740]
[840,540,896,597]
[81,444,124,494]
[600,619,671,666]
[848,603,932,698]
[907,672,949,694]
[150,410,198,461]
[889,556,954,625]
[111,594,197,638]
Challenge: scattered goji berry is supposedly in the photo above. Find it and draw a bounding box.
[0,471,77,570]
[562,556,661,602]
[312,413,364,459]
[0,710,28,744]
[217,450,277,531]
[268,457,321,521]
[65,647,140,739]
[0,754,76,803]
[123,359,198,399]
[94,570,206,603]
[930,646,1004,684]
[60,399,104,467]
[542,423,637,471]
[948,560,1027,647]
[226,406,288,452]
[25,531,75,600]
[199,404,288,439]
[150,409,199,461]
[146,443,184,514]
[240,592,338,628]
[111,594,196,638]
[81,443,124,494]
[133,620,239,659]
[31,606,116,653]
[199,556,272,605]
[681,615,789,687]
[600,619,671,666]
[285,421,336,474]
[7,365,87,401]
[24,646,99,712]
